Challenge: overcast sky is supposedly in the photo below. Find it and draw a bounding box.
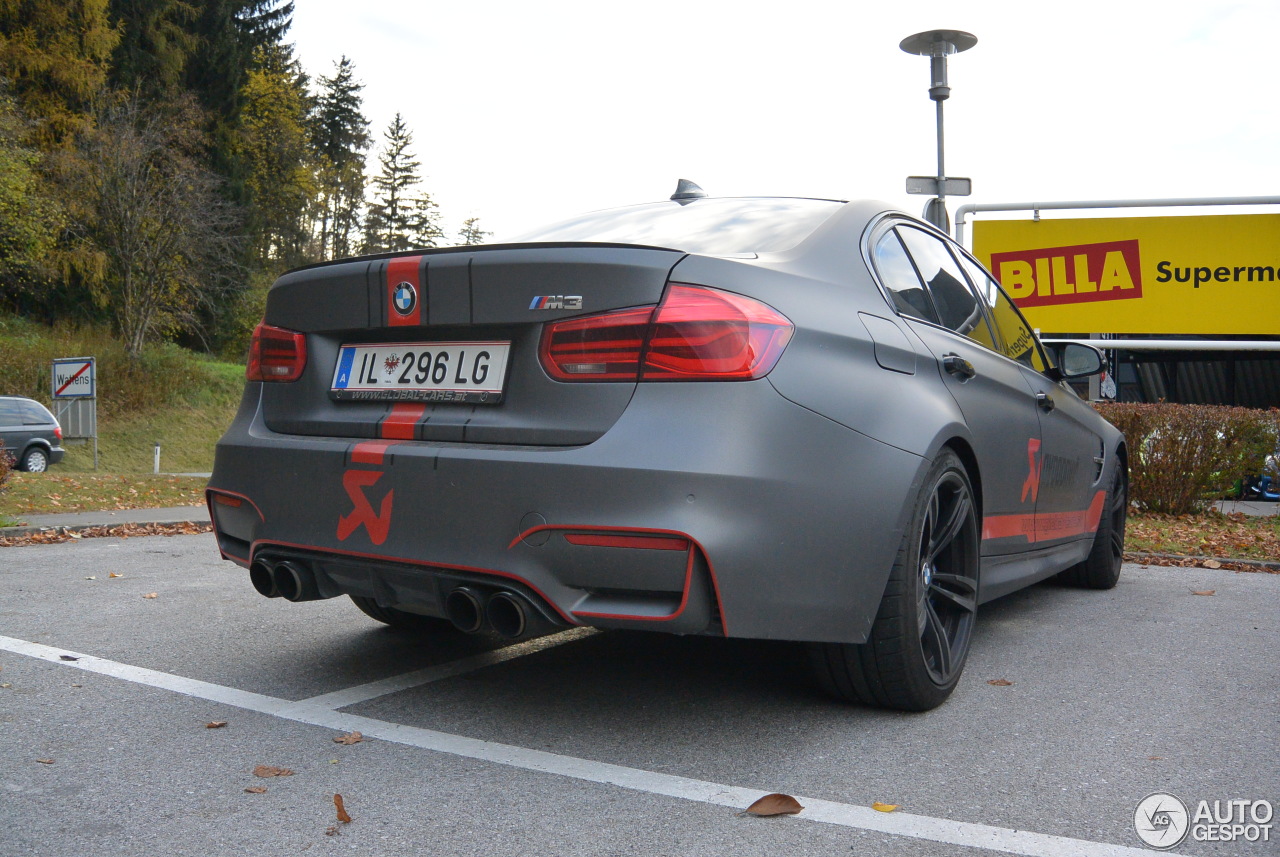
[288,1,1280,243]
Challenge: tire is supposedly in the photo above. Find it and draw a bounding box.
[1058,463,1126,589]
[20,447,49,473]
[349,595,453,633]
[810,449,980,711]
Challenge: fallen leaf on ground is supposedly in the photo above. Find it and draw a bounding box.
[205,721,228,729]
[334,793,351,824]
[244,786,267,794]
[142,592,158,599]
[987,679,1013,686]
[742,793,804,817]
[84,576,95,580]
[253,765,295,778]
[872,802,900,812]
[109,572,123,578]
[1191,590,1216,596]
[333,731,363,745]
[0,683,11,688]
[36,758,54,764]
[325,826,340,837]
[67,531,81,539]
[59,655,79,661]
[1202,559,1223,569]
[1148,756,1164,761]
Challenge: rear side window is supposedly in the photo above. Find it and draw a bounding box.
[872,231,940,323]
[21,400,53,425]
[0,400,21,426]
[895,227,999,352]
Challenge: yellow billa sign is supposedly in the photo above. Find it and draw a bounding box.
[971,214,1280,334]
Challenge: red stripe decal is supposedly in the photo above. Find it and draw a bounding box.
[564,533,690,551]
[380,403,426,440]
[981,512,1035,541]
[386,255,423,327]
[982,490,1107,543]
[352,440,396,465]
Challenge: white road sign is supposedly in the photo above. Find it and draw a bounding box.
[52,357,95,398]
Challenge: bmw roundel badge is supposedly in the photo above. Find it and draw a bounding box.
[393,281,418,316]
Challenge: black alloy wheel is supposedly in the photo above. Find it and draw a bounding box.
[914,466,979,686]
[1059,462,1127,589]
[811,449,980,711]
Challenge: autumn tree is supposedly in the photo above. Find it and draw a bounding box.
[0,0,120,148]
[235,42,314,269]
[363,113,442,253]
[458,217,490,245]
[59,95,242,358]
[0,87,61,304]
[311,55,369,260]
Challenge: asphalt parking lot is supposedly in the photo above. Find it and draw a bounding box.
[2,533,1277,856]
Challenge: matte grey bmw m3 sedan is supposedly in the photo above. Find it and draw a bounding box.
[208,185,1127,711]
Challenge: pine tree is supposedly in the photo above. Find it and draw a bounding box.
[184,0,293,210]
[408,195,444,249]
[107,0,198,97]
[363,113,441,254]
[458,217,490,246]
[311,56,369,259]
[185,0,293,121]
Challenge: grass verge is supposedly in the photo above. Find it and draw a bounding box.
[1125,510,1280,562]
[0,472,206,522]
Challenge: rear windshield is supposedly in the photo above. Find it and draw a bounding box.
[513,197,844,255]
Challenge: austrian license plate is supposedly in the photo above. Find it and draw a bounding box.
[330,341,511,403]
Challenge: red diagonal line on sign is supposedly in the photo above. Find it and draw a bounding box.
[55,363,90,396]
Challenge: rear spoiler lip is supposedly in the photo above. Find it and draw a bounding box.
[282,242,684,277]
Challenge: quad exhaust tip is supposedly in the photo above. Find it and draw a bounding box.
[448,586,554,639]
[485,591,528,638]
[248,557,321,602]
[249,559,279,598]
[444,587,485,634]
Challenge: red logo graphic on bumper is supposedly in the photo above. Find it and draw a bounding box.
[337,444,395,545]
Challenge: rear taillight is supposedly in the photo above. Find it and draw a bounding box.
[246,322,307,382]
[539,284,792,382]
[539,306,655,381]
[54,426,63,441]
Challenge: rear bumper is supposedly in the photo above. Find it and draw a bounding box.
[208,380,924,644]
[48,445,65,464]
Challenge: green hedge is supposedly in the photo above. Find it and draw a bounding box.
[1094,403,1280,515]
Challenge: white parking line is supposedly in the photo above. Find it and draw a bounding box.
[0,634,1171,857]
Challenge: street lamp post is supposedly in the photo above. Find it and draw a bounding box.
[900,29,976,233]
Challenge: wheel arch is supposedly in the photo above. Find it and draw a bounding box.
[940,435,983,521]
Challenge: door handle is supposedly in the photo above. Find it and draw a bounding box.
[1036,392,1056,412]
[942,354,976,380]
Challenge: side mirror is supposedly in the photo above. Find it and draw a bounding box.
[1057,342,1105,379]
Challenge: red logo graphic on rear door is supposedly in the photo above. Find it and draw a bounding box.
[336,442,395,545]
[1021,438,1043,503]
